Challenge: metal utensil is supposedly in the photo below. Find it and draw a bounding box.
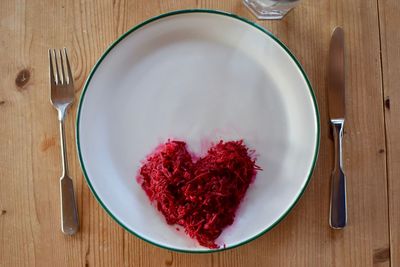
[49,48,79,235]
[328,27,347,229]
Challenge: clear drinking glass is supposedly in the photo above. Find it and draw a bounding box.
[243,0,300,20]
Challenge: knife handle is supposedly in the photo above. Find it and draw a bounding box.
[329,119,347,229]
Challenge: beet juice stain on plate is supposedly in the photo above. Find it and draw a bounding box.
[138,140,261,248]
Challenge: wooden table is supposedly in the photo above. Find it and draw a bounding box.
[1,0,399,266]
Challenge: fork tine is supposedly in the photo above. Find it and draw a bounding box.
[53,49,61,84]
[64,48,73,85]
[48,49,56,85]
[59,49,66,85]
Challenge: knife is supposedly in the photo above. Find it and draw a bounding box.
[328,27,347,229]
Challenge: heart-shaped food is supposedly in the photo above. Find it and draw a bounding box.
[138,140,260,248]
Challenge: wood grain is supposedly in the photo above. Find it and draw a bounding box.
[0,0,393,266]
[378,0,400,266]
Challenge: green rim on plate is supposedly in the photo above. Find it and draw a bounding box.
[76,9,321,253]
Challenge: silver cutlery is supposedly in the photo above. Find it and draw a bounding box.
[328,27,347,229]
[49,48,79,235]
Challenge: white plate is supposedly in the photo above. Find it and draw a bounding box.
[77,10,320,252]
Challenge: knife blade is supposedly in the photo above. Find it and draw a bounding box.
[328,27,345,119]
[328,26,347,229]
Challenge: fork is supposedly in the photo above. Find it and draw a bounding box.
[49,48,79,235]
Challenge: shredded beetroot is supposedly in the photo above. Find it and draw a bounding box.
[138,140,260,248]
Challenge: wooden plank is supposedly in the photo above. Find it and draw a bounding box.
[0,0,390,266]
[378,0,400,266]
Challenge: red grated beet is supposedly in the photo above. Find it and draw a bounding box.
[138,140,261,248]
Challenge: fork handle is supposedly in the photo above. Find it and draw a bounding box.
[329,119,347,229]
[60,176,79,235]
[59,119,69,176]
[59,119,79,235]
